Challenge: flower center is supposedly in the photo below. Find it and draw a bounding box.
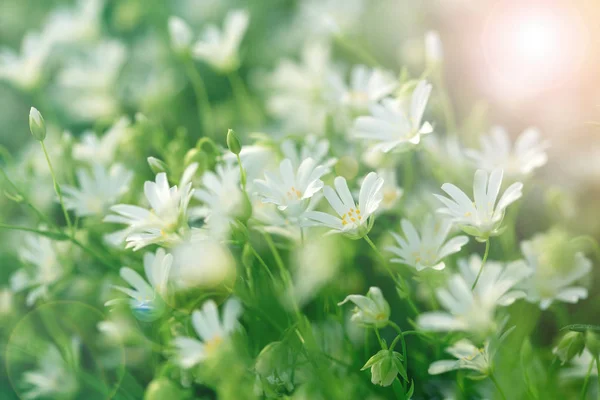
[341,208,362,226]
[286,186,302,200]
[205,335,223,355]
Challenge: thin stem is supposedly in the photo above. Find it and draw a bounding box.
[41,142,73,236]
[248,243,275,282]
[472,239,490,290]
[581,358,595,400]
[334,34,380,67]
[182,55,214,137]
[263,232,286,280]
[490,373,508,400]
[0,167,55,227]
[374,327,385,349]
[388,321,408,372]
[596,354,600,400]
[433,69,458,136]
[235,154,247,191]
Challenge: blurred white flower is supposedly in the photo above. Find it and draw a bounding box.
[561,350,598,380]
[106,248,173,322]
[254,158,327,217]
[435,168,523,241]
[417,254,530,337]
[362,349,405,387]
[0,33,51,90]
[428,339,491,376]
[353,80,433,153]
[338,286,390,328]
[252,196,321,241]
[21,339,79,400]
[280,135,336,171]
[224,144,278,189]
[425,30,444,65]
[192,9,249,72]
[63,163,133,217]
[376,168,403,212]
[73,116,131,165]
[173,298,242,368]
[306,172,383,239]
[10,235,65,306]
[43,0,103,45]
[386,215,468,271]
[168,16,194,52]
[104,164,197,250]
[0,288,13,316]
[331,65,398,113]
[519,232,592,310]
[465,127,549,177]
[296,0,364,37]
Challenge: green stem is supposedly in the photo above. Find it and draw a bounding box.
[388,321,408,372]
[490,373,508,400]
[596,354,600,400]
[374,327,385,349]
[248,243,275,283]
[263,232,286,280]
[433,69,458,136]
[182,55,214,138]
[235,154,247,191]
[0,167,55,227]
[581,358,595,400]
[471,239,490,290]
[41,142,73,236]
[334,34,380,67]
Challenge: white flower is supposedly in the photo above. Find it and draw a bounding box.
[106,248,173,322]
[417,254,530,338]
[428,339,491,376]
[561,350,599,380]
[168,16,193,52]
[353,80,433,153]
[435,168,523,241]
[104,164,198,250]
[252,196,321,240]
[192,9,249,72]
[10,235,65,306]
[0,33,52,90]
[42,0,103,45]
[305,172,383,238]
[386,215,468,271]
[331,65,398,113]
[376,168,403,212]
[338,286,390,328]
[63,163,133,217]
[254,158,328,217]
[519,233,592,310]
[173,298,242,368]
[280,135,336,171]
[21,339,79,400]
[465,127,549,177]
[295,0,364,37]
[73,116,131,165]
[425,30,444,65]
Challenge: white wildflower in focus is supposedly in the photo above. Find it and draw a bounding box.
[428,339,491,376]
[519,231,592,309]
[254,158,327,217]
[10,235,65,306]
[435,168,523,241]
[331,65,398,114]
[53,41,126,121]
[339,287,390,328]
[280,135,336,171]
[425,30,444,65]
[0,33,51,90]
[43,0,103,45]
[353,80,433,153]
[63,164,133,217]
[106,248,173,322]
[104,163,197,250]
[306,172,383,239]
[376,168,403,212]
[465,126,549,178]
[172,237,236,290]
[73,116,131,165]
[386,215,468,271]
[417,254,530,338]
[266,41,336,134]
[173,298,242,368]
[168,16,193,52]
[21,339,79,400]
[192,9,249,72]
[191,163,248,238]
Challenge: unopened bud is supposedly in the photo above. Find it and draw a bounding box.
[147,157,168,175]
[227,129,242,155]
[29,107,46,141]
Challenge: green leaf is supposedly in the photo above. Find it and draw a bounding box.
[361,350,387,371]
[562,324,600,333]
[392,352,408,381]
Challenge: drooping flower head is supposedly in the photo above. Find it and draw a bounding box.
[338,286,390,328]
[435,168,523,241]
[387,215,468,272]
[306,172,383,239]
[428,339,491,377]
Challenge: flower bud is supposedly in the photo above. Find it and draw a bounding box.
[168,17,193,52]
[147,157,168,175]
[144,378,184,400]
[338,287,390,328]
[227,129,242,155]
[586,331,600,357]
[425,30,443,66]
[29,107,46,141]
[553,331,585,364]
[361,350,405,387]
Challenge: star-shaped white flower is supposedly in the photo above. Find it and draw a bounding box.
[428,339,491,376]
[331,65,398,113]
[353,80,433,153]
[435,168,523,241]
[386,215,468,271]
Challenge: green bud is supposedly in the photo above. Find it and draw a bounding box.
[29,107,46,141]
[586,331,600,357]
[144,377,184,400]
[147,157,168,175]
[226,129,242,155]
[361,350,405,387]
[553,331,585,364]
